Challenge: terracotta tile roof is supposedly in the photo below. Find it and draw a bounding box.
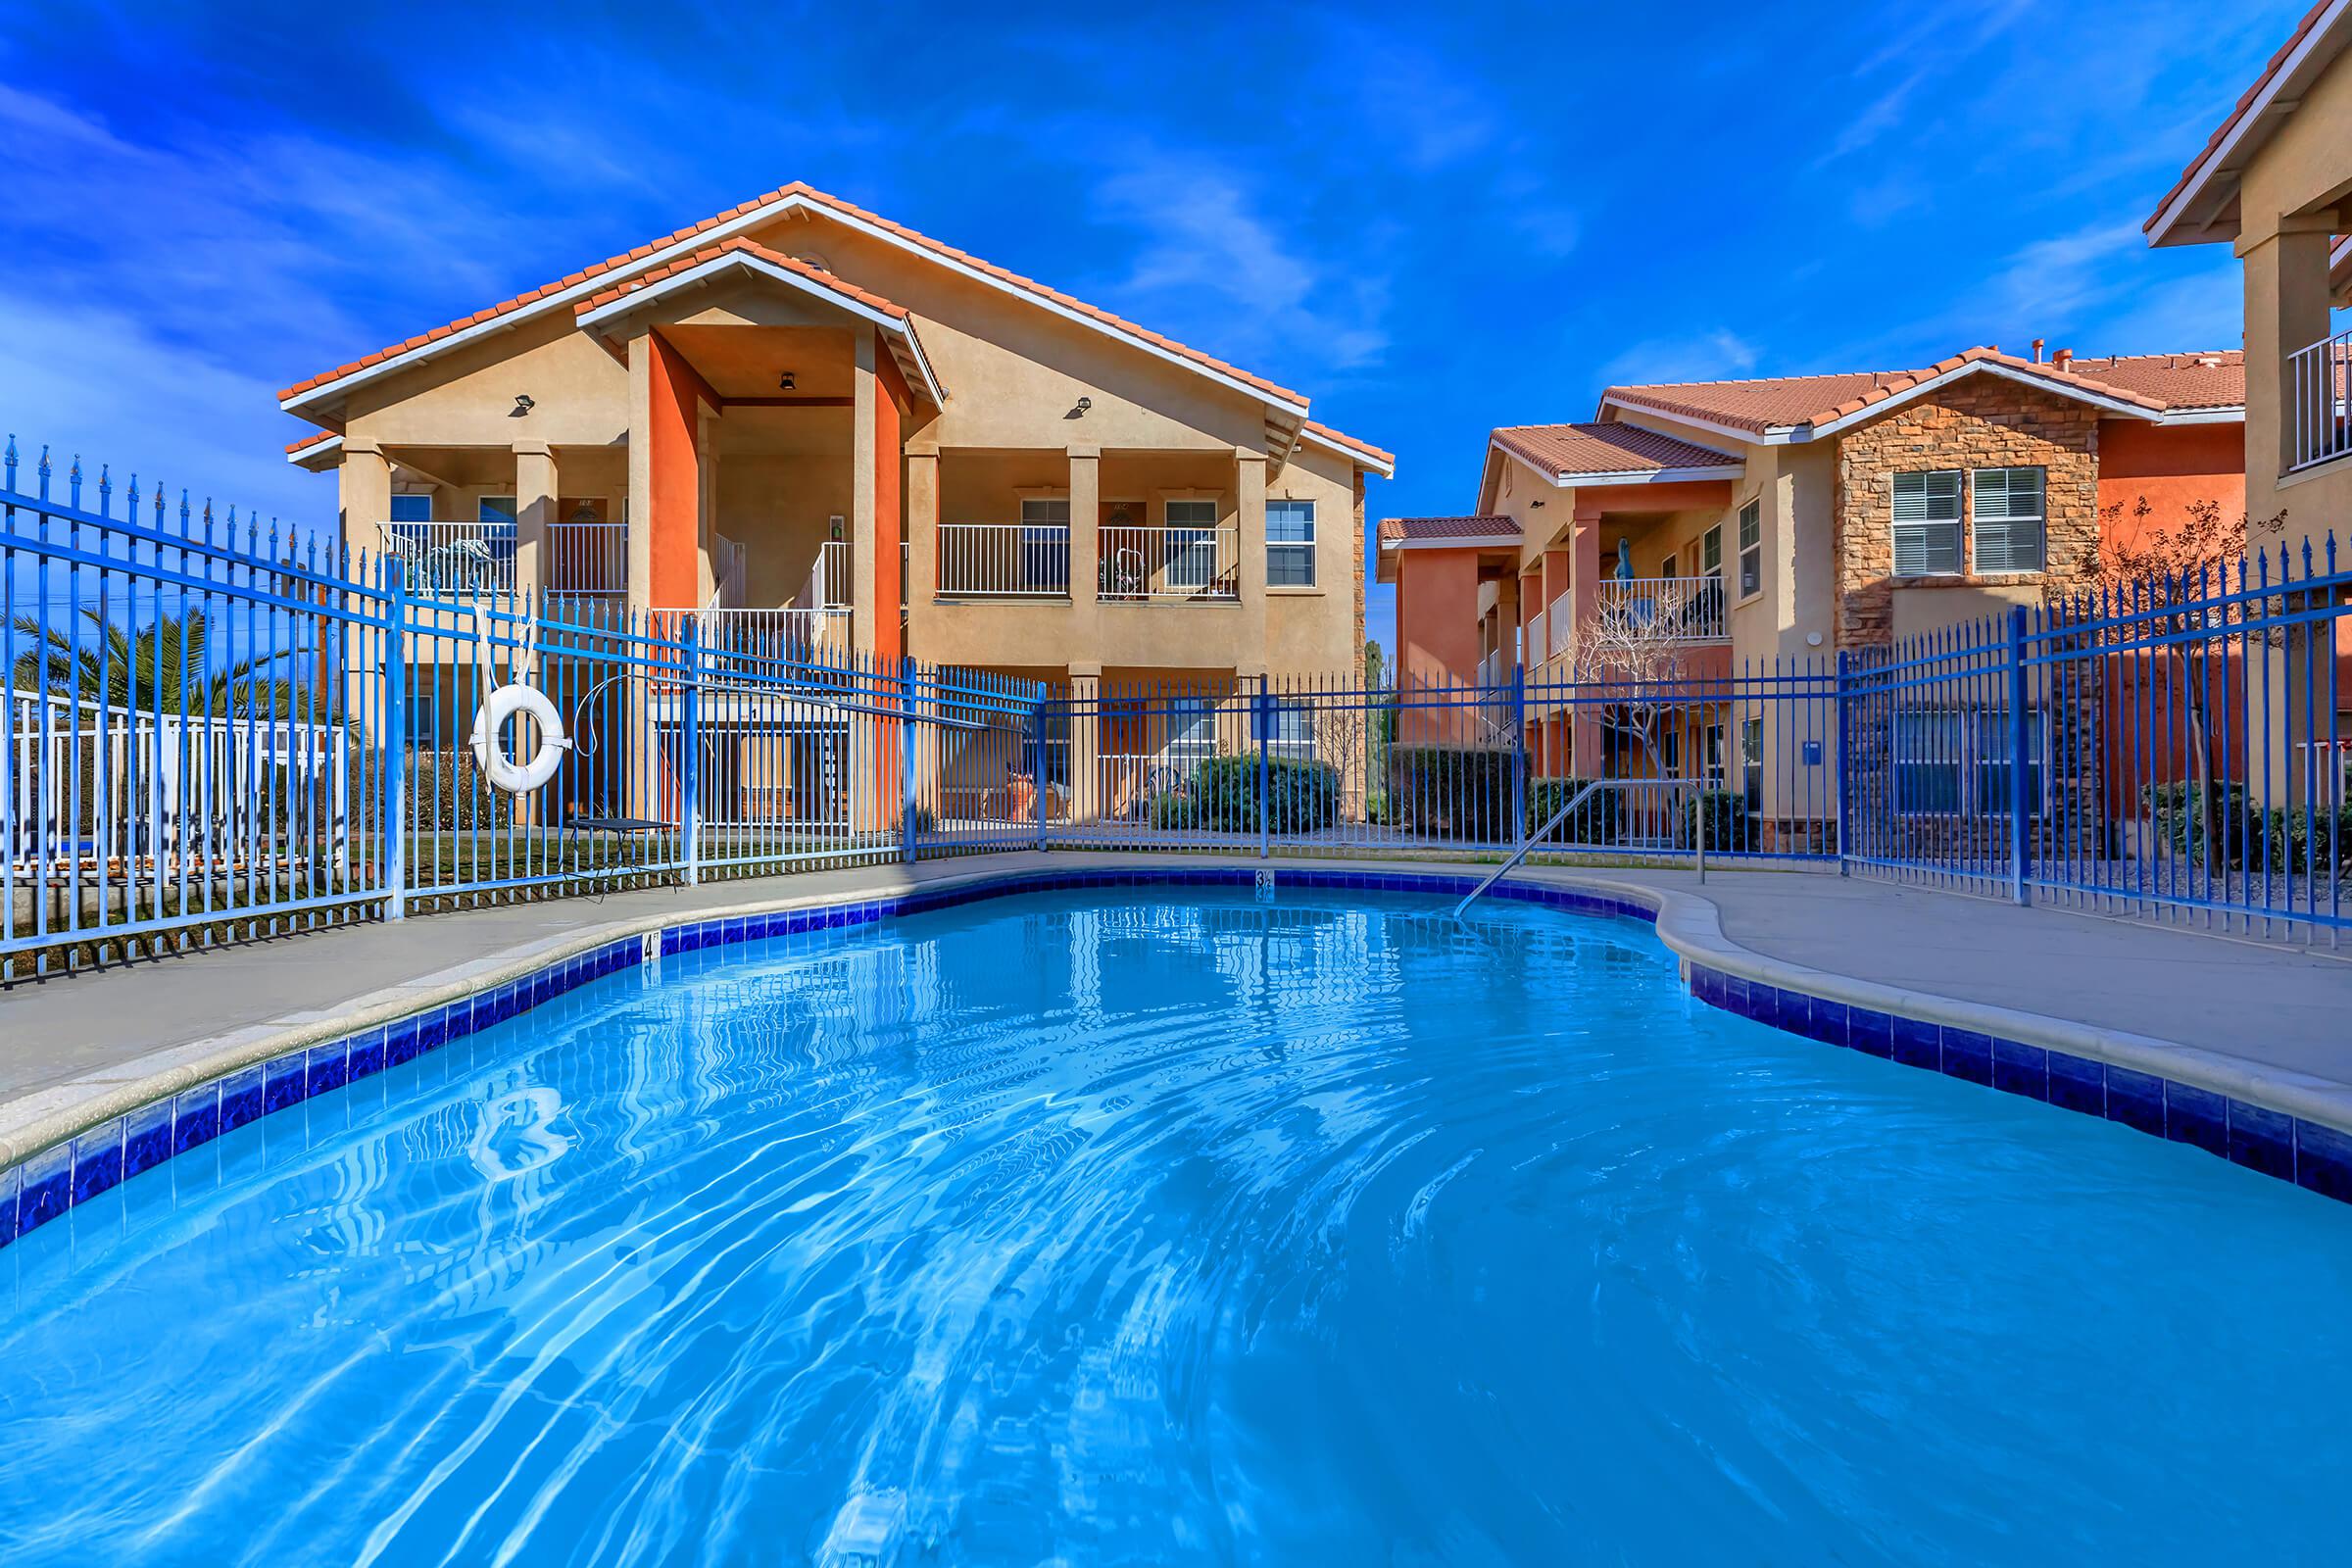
[1600,344,2234,437]
[1301,419,1395,468]
[1378,514,1519,543]
[2047,351,2244,411]
[573,236,910,322]
[1490,421,1741,477]
[279,180,1304,409]
[285,430,337,454]
[2145,0,2347,239]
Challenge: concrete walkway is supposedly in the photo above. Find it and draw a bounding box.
[2,854,2347,1159]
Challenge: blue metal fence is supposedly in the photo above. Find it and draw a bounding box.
[5,438,2345,976]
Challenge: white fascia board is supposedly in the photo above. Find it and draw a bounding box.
[2153,406,2247,425]
[2145,0,2349,246]
[1389,533,1521,550]
[1552,463,1743,485]
[1806,361,2164,437]
[285,434,343,466]
[1298,426,1395,476]
[1592,398,1789,447]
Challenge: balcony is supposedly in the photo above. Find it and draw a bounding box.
[384,519,628,598]
[699,608,854,669]
[1595,576,1729,644]
[2288,325,2351,472]
[938,522,1069,598]
[1098,523,1238,601]
[386,520,513,597]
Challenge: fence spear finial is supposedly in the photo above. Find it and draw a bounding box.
[3,434,15,491]
[68,454,81,508]
[97,462,111,515]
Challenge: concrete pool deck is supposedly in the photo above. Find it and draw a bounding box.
[2,854,2347,1170]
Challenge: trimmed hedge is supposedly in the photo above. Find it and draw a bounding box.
[408,748,514,831]
[1390,745,1516,840]
[1686,789,1757,852]
[2146,781,2350,869]
[1154,754,1342,833]
[1526,776,1621,845]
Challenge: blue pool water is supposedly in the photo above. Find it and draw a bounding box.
[3,888,2349,1565]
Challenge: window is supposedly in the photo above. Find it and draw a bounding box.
[1025,703,1070,789]
[1167,698,1217,766]
[1737,501,1762,598]
[1892,708,2044,817]
[1267,500,1315,586]
[1701,524,1723,581]
[1740,716,1763,812]
[1258,701,1316,760]
[478,496,517,527]
[1165,498,1218,589]
[389,495,431,523]
[1703,722,1728,791]
[1019,497,1071,594]
[1971,466,2045,573]
[1891,470,1964,576]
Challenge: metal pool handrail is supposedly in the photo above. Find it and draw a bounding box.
[1453,779,1608,917]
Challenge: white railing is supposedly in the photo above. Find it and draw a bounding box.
[938,522,1069,597]
[711,532,746,610]
[384,521,514,597]
[1098,524,1239,601]
[697,608,854,669]
[809,539,852,610]
[2288,326,2352,471]
[1526,609,1546,668]
[547,521,626,597]
[1548,595,1574,662]
[1596,576,1730,642]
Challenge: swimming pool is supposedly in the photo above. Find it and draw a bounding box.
[3,885,2348,1564]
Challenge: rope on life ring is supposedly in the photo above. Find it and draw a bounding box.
[467,609,571,794]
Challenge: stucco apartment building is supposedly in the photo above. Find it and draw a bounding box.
[1379,345,2245,818]
[278,181,1393,792]
[2141,0,2351,798]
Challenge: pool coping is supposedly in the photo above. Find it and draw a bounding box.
[1,858,2345,1248]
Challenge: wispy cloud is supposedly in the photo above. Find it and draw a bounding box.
[1595,330,1761,389]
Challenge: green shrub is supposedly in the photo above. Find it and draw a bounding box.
[1686,789,1756,853]
[1389,745,1516,840]
[1525,776,1621,845]
[1160,754,1342,834]
[2143,781,2351,871]
[407,748,513,831]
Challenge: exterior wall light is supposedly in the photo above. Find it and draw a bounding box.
[511,394,535,416]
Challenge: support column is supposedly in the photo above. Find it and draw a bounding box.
[1067,662,1102,824]
[340,443,392,564]
[1235,449,1269,668]
[2240,218,2339,495]
[1569,511,1603,775]
[514,443,556,606]
[1068,446,1101,606]
[905,447,939,659]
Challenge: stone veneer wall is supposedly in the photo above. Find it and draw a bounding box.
[1351,467,1367,667]
[1832,378,2101,651]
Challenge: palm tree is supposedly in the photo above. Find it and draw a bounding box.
[10,609,332,723]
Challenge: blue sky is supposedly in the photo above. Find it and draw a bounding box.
[0,0,2297,651]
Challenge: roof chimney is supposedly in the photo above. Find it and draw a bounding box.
[2032,338,2045,363]
[2051,347,2073,371]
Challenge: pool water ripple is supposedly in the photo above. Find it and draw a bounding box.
[2,888,2349,1565]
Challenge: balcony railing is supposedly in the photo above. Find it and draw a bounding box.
[698,608,853,669]
[1596,576,1730,643]
[2288,326,2352,472]
[938,522,1068,597]
[385,521,514,597]
[548,520,626,596]
[1098,524,1238,601]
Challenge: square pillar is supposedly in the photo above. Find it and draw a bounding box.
[340,443,392,566]
[514,443,556,606]
[1235,449,1270,666]
[1067,662,1102,823]
[1569,511,1603,775]
[1068,447,1101,603]
[905,448,939,655]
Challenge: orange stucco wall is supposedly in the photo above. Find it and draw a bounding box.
[1396,549,1486,745]
[872,335,908,667]
[2095,419,2246,548]
[647,331,715,610]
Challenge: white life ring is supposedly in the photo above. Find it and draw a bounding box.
[470,684,570,793]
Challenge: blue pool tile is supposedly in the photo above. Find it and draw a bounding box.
[347,1027,386,1083]
[443,999,474,1041]
[122,1099,173,1180]
[1847,1007,1893,1057]
[384,1018,422,1067]
[1939,1029,1993,1086]
[306,1040,349,1099]
[2295,1120,2352,1202]
[417,1010,448,1054]
[172,1084,222,1155]
[1808,999,1850,1049]
[2104,1066,2167,1137]
[220,1064,266,1131]
[1990,1039,2049,1102]
[2164,1083,2229,1156]
[2046,1053,2105,1115]
[72,1119,125,1204]
[17,1143,71,1237]
[0,1162,18,1249]
[2226,1101,2296,1181]
[1889,1015,1940,1070]
[263,1054,308,1115]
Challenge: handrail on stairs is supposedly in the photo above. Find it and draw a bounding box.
[1452,779,1608,917]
